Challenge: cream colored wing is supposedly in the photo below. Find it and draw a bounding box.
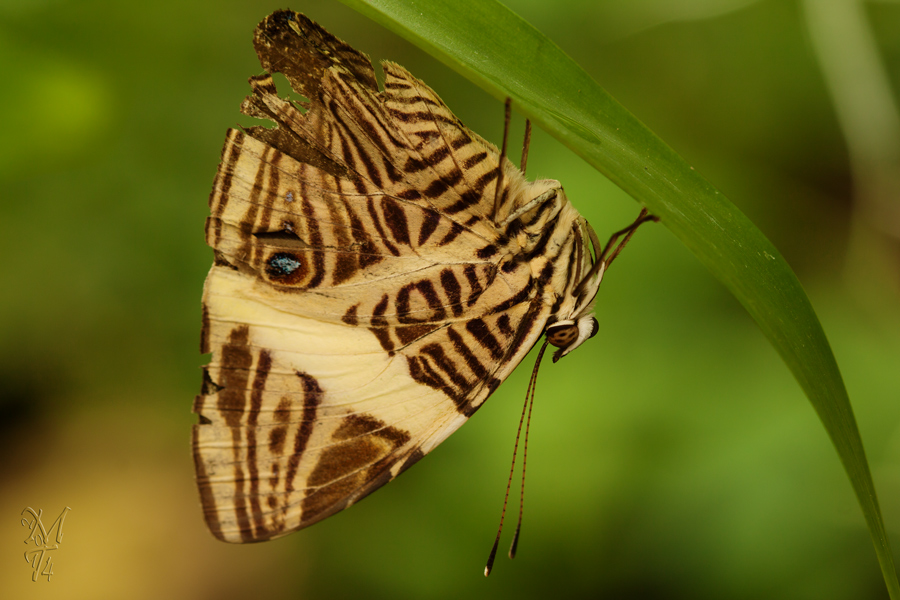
[194,10,592,543]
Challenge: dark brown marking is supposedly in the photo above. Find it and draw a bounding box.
[193,427,225,541]
[463,151,488,170]
[269,461,280,489]
[411,129,441,145]
[346,121,385,189]
[443,168,463,187]
[444,189,481,215]
[396,279,447,324]
[326,196,358,286]
[538,259,555,283]
[438,222,464,246]
[217,326,252,426]
[413,347,470,413]
[339,82,403,165]
[345,203,383,270]
[504,300,545,359]
[254,150,282,264]
[403,156,426,173]
[284,371,324,497]
[300,414,410,522]
[246,350,273,536]
[390,93,440,107]
[332,250,359,285]
[235,145,271,263]
[209,129,243,219]
[231,442,253,542]
[369,294,395,354]
[501,260,519,274]
[395,323,438,346]
[476,244,497,259]
[490,285,533,314]
[342,304,360,326]
[366,197,400,257]
[307,440,378,485]
[386,107,459,125]
[522,213,562,264]
[447,327,489,380]
[406,354,463,411]
[200,303,211,354]
[381,196,410,245]
[423,146,450,167]
[423,178,449,198]
[497,314,514,337]
[269,426,288,454]
[384,79,413,90]
[418,210,440,246]
[334,414,411,446]
[465,318,504,360]
[473,166,500,192]
[300,197,326,287]
[463,265,483,307]
[421,342,470,391]
[330,103,371,195]
[274,396,292,423]
[396,188,421,200]
[450,133,472,150]
[440,268,463,317]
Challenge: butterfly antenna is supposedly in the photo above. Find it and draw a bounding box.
[485,339,549,577]
[520,119,532,176]
[599,208,659,267]
[509,333,544,559]
[492,98,512,224]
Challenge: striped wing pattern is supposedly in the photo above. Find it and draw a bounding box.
[194,10,596,543]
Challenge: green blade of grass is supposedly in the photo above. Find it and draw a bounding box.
[339,0,898,593]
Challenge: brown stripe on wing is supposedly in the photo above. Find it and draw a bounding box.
[199,303,211,354]
[381,195,411,246]
[396,279,448,324]
[368,294,395,354]
[283,371,323,503]
[417,209,440,245]
[300,414,411,523]
[208,129,243,217]
[465,318,504,360]
[193,324,256,542]
[439,268,463,317]
[234,146,272,264]
[193,426,225,541]
[246,350,273,539]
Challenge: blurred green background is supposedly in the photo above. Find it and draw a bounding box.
[2,0,899,598]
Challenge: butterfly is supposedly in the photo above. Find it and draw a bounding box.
[193,9,654,549]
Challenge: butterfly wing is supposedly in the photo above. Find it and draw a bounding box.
[194,10,584,543]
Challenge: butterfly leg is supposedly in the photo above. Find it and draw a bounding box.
[500,187,560,227]
[520,119,532,176]
[599,208,659,267]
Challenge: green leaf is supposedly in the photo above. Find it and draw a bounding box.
[339,0,898,594]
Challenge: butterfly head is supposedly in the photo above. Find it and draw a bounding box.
[545,316,599,363]
[541,215,610,363]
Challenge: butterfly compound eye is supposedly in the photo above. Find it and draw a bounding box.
[546,323,579,348]
[588,317,599,339]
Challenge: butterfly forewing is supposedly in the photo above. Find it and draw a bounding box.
[194,10,594,543]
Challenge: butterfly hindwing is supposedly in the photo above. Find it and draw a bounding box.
[195,10,593,543]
